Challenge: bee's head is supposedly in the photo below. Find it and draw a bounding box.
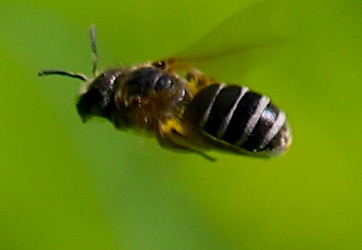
[38,25,123,122]
[38,67,123,122]
[77,69,122,122]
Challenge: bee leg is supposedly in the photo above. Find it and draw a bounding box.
[157,119,216,162]
[186,69,215,97]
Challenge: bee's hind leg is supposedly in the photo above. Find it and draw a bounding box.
[156,118,216,162]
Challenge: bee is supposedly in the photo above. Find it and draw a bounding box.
[38,24,292,161]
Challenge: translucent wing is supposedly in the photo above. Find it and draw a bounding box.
[163,0,327,81]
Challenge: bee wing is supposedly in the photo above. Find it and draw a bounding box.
[164,0,307,80]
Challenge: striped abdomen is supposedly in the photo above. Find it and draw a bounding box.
[183,83,291,157]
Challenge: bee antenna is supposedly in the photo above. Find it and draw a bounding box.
[38,69,88,81]
[90,24,98,76]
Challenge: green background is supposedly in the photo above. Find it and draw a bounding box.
[1,0,362,249]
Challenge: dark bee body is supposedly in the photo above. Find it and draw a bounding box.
[112,65,189,131]
[39,26,291,161]
[183,83,290,157]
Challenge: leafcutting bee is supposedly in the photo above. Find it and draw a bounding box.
[39,10,292,161]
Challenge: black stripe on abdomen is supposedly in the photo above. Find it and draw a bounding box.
[221,91,264,144]
[183,83,286,153]
[182,84,223,127]
[242,102,280,151]
[203,85,245,137]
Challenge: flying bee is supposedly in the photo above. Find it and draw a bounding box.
[38,21,292,161]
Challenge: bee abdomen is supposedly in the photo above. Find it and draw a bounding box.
[183,83,290,156]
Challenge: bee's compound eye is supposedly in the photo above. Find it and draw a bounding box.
[152,60,166,69]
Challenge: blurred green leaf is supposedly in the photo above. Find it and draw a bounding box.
[1,0,362,250]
